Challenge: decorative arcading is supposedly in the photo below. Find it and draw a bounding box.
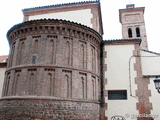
[7,19,102,45]
[5,65,100,77]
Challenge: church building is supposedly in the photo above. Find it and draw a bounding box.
[0,0,160,120]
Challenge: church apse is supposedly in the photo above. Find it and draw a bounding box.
[0,19,102,119]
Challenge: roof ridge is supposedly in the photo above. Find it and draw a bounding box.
[22,0,100,11]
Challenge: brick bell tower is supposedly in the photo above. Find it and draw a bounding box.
[119,4,148,50]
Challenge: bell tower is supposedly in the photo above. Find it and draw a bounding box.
[119,4,148,50]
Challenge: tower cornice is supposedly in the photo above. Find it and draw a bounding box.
[119,7,145,23]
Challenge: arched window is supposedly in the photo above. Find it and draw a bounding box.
[128,28,133,38]
[136,27,141,37]
[32,55,37,64]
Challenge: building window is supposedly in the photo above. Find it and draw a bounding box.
[108,90,127,100]
[136,27,141,37]
[128,28,132,38]
[32,55,37,64]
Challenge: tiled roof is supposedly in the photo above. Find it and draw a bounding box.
[102,38,141,44]
[103,38,141,42]
[23,0,100,11]
[0,55,8,63]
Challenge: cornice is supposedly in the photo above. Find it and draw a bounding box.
[7,19,102,46]
[119,7,145,23]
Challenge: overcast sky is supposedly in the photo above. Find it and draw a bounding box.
[0,0,160,55]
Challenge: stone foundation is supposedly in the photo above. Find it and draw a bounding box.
[0,97,100,120]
